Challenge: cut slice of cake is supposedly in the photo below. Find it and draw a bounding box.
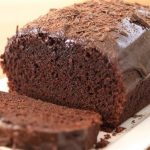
[0,91,101,150]
[1,0,150,128]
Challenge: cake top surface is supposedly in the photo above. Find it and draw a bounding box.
[23,0,150,54]
[0,91,101,132]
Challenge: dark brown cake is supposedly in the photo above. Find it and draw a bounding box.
[0,91,101,150]
[1,0,150,128]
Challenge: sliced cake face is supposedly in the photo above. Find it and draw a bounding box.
[0,91,101,150]
[1,32,125,128]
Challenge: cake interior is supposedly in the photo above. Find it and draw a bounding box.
[1,32,124,127]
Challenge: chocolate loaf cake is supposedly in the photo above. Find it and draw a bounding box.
[0,91,101,150]
[1,0,150,128]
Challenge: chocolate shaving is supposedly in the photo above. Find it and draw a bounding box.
[120,30,128,37]
[130,13,150,28]
[133,114,143,118]
[16,25,19,36]
[95,138,110,149]
[112,126,126,136]
[104,134,111,140]
[115,127,125,133]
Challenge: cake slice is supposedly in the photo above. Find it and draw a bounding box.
[1,0,150,128]
[0,91,101,150]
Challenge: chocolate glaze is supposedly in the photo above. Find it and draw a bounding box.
[118,30,150,92]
